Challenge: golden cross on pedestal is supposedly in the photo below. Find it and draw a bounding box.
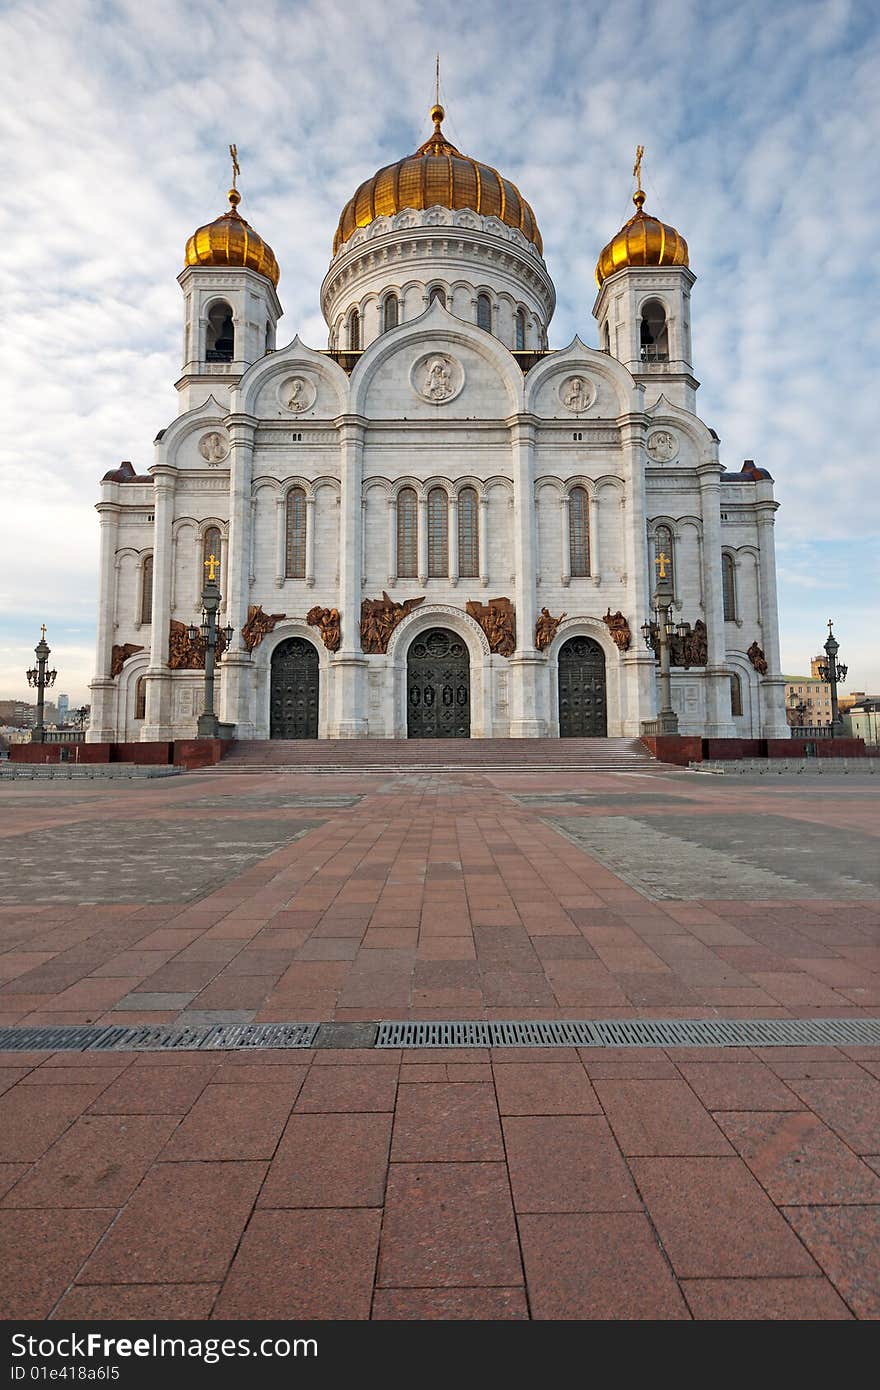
[40,624,47,640]
[229,143,240,189]
[655,550,670,580]
[435,52,440,107]
[204,553,219,581]
[633,144,645,191]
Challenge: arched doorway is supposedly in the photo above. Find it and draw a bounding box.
[558,636,607,737]
[407,628,470,738]
[270,638,319,738]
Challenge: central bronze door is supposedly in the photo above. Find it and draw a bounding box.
[407,629,470,738]
[558,636,607,737]
[270,638,319,738]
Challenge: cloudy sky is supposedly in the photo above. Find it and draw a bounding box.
[1,0,877,705]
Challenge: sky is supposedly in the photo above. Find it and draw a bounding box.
[1,0,878,705]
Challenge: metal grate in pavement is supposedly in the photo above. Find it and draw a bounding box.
[375,1017,880,1049]
[0,1022,318,1053]
[377,1020,603,1048]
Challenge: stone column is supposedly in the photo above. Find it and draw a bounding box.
[142,466,176,740]
[417,494,428,585]
[697,461,736,737]
[755,493,790,737]
[331,417,368,736]
[560,494,571,586]
[306,495,316,588]
[479,495,489,587]
[619,417,658,735]
[219,416,256,736]
[449,492,459,585]
[508,417,544,736]
[87,499,121,741]
[387,494,397,586]
[275,494,286,588]
[589,491,601,585]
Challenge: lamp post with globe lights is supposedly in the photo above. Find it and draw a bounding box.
[25,626,57,744]
[816,620,847,737]
[188,553,233,738]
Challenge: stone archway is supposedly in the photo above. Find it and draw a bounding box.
[270,637,319,739]
[406,628,471,738]
[557,636,607,737]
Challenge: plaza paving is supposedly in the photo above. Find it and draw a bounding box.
[0,762,878,1319]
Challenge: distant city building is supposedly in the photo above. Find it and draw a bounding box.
[783,656,835,726]
[57,694,70,723]
[844,698,880,745]
[0,700,34,728]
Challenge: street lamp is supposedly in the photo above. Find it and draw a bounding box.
[641,548,679,736]
[75,705,90,732]
[25,625,57,744]
[193,553,234,738]
[816,619,847,737]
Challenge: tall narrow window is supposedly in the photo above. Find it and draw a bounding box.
[730,672,743,717]
[396,488,418,578]
[569,488,590,577]
[428,285,446,308]
[285,488,307,578]
[515,308,526,350]
[458,487,479,578]
[427,487,449,577]
[722,553,736,620]
[477,293,492,332]
[603,321,611,353]
[202,527,221,584]
[140,554,153,624]
[383,295,399,333]
[206,301,234,361]
[640,300,668,361]
[654,526,675,594]
[348,309,360,350]
[134,677,147,721]
[265,321,272,354]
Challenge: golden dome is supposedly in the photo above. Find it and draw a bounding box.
[595,189,688,286]
[333,104,543,256]
[185,187,280,287]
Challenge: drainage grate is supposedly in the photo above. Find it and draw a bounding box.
[0,1022,318,1053]
[376,1017,880,1049]
[0,1025,108,1053]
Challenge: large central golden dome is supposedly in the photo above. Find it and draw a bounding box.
[333,104,543,256]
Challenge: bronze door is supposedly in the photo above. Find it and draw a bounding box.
[558,636,607,737]
[407,629,470,739]
[270,638,319,739]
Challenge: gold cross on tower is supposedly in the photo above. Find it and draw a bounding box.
[229,144,240,189]
[655,550,670,581]
[40,624,47,640]
[204,553,219,582]
[633,144,645,191]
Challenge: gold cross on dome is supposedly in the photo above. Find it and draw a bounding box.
[655,550,670,580]
[40,624,47,639]
[229,143,240,189]
[633,144,645,190]
[204,553,219,581]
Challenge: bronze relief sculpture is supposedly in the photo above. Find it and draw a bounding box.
[360,592,425,654]
[535,608,566,651]
[747,641,769,675]
[307,605,342,652]
[241,605,286,652]
[602,610,632,652]
[466,597,516,657]
[110,643,143,677]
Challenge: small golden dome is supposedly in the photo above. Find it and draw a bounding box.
[595,189,688,286]
[185,187,280,287]
[333,105,542,256]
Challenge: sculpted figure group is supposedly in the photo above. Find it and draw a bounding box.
[360,593,425,654]
[307,606,341,652]
[466,598,515,657]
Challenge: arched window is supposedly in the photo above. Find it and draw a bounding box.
[206,302,234,361]
[569,488,590,577]
[603,321,611,353]
[477,293,492,332]
[640,299,668,362]
[722,553,737,620]
[730,672,743,718]
[265,321,272,354]
[285,489,307,579]
[202,527,221,586]
[515,308,526,350]
[134,677,147,722]
[654,526,675,594]
[396,488,418,578]
[347,309,361,350]
[140,555,153,625]
[458,487,479,578]
[428,286,446,308]
[427,487,449,577]
[383,295,399,333]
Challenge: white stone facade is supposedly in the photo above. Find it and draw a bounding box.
[89,182,790,743]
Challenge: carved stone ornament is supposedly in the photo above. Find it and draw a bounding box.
[646,429,678,462]
[602,609,632,652]
[650,619,708,669]
[559,375,594,413]
[535,608,566,652]
[411,353,464,405]
[168,619,227,671]
[466,597,516,657]
[307,605,341,652]
[360,592,425,654]
[110,643,143,677]
[278,376,316,414]
[241,605,286,652]
[198,431,229,465]
[747,640,769,675]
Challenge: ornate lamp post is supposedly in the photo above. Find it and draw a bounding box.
[640,548,679,735]
[188,553,233,738]
[75,705,90,732]
[816,619,847,736]
[25,625,57,744]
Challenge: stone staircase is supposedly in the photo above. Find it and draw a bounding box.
[211,737,660,774]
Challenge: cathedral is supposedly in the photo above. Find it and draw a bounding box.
[88,103,790,743]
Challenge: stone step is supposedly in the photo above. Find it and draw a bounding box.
[213,736,657,773]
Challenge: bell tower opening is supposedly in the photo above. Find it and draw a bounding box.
[206,302,234,362]
[640,299,668,362]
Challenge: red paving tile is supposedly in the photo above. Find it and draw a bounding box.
[372,1288,529,1319]
[52,1283,220,1320]
[0,1208,114,1319]
[681,1277,853,1320]
[504,1115,641,1213]
[493,1062,600,1115]
[715,1110,880,1205]
[259,1112,392,1207]
[781,1205,880,1318]
[2,1114,177,1209]
[392,1082,503,1161]
[0,1084,109,1163]
[160,1083,299,1160]
[295,1064,399,1112]
[593,1079,733,1156]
